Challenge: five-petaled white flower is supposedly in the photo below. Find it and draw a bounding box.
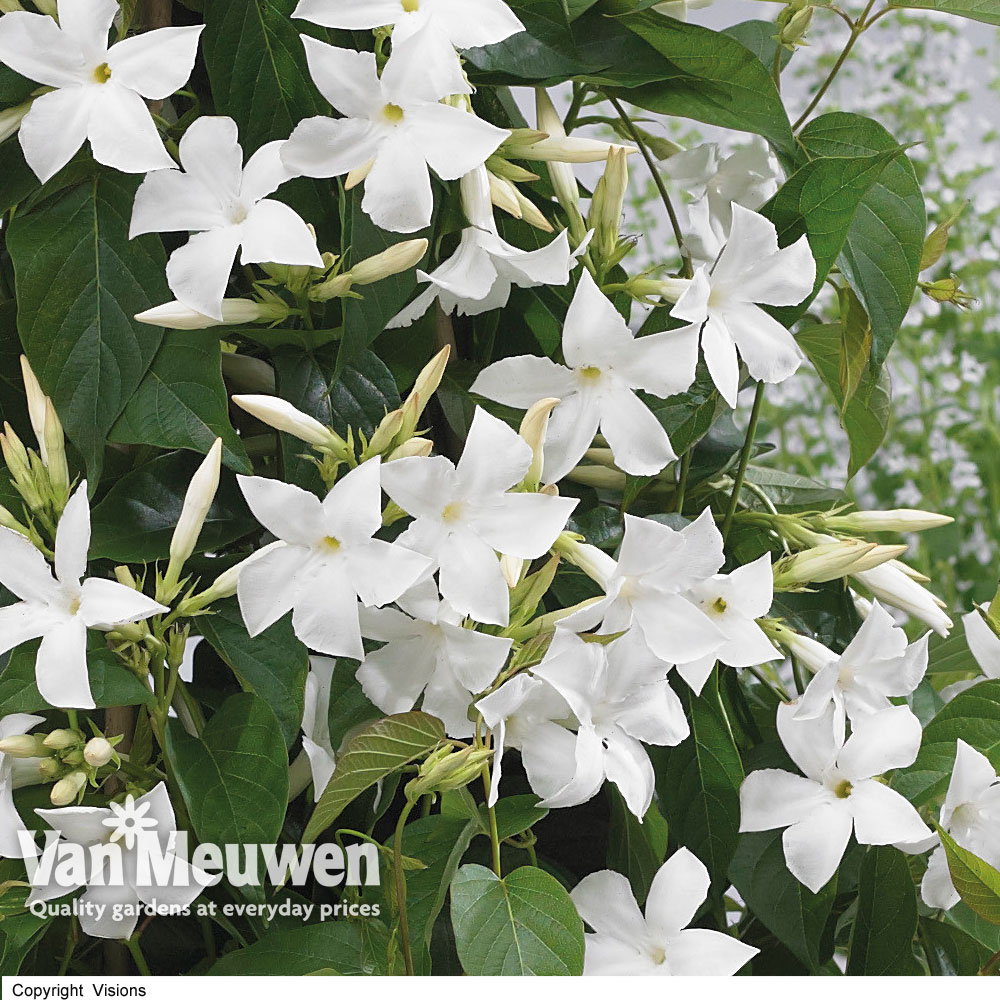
[0,0,202,182]
[358,577,512,737]
[571,848,758,975]
[281,29,509,234]
[0,713,45,858]
[739,702,931,892]
[236,457,432,660]
[794,600,929,723]
[669,204,816,408]
[527,628,690,818]
[130,116,322,321]
[0,483,168,709]
[380,407,577,626]
[27,783,211,940]
[564,509,726,666]
[388,166,577,327]
[470,270,698,482]
[302,655,338,796]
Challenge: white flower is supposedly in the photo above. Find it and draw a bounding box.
[0,713,45,858]
[387,166,577,327]
[919,740,1000,910]
[0,483,168,709]
[291,0,524,51]
[851,561,952,636]
[794,601,929,723]
[357,578,512,737]
[563,509,726,665]
[27,784,210,940]
[674,553,780,695]
[302,656,337,796]
[470,270,698,482]
[0,0,201,182]
[571,848,758,975]
[379,407,577,626]
[527,629,690,818]
[281,29,509,234]
[669,204,816,408]
[653,0,717,21]
[962,608,1000,679]
[236,457,432,659]
[130,116,322,321]
[739,703,931,892]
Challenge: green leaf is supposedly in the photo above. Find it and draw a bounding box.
[761,148,902,323]
[110,332,250,473]
[798,113,925,373]
[606,787,669,905]
[653,671,744,889]
[197,598,310,751]
[722,19,793,71]
[0,140,39,217]
[325,659,381,753]
[893,680,1000,807]
[450,863,584,975]
[165,692,288,899]
[89,451,256,563]
[920,918,992,976]
[7,171,168,480]
[729,828,836,971]
[846,846,922,975]
[646,362,724,458]
[304,712,446,843]
[0,643,155,715]
[208,921,388,975]
[796,324,892,478]
[742,465,845,509]
[938,826,1000,924]
[888,0,1000,24]
[0,67,35,107]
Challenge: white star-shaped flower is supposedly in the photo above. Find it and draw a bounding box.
[471,270,699,482]
[281,28,510,233]
[379,407,577,626]
[572,849,758,975]
[130,116,322,321]
[0,483,168,709]
[0,0,202,181]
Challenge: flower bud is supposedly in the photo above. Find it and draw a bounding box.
[758,619,836,674]
[624,275,693,305]
[851,563,953,636]
[36,757,64,781]
[43,729,84,751]
[513,188,554,233]
[0,1,26,13]
[387,437,434,461]
[0,503,28,536]
[345,158,375,190]
[19,356,48,460]
[778,4,813,47]
[772,540,879,588]
[32,0,56,12]
[83,738,115,768]
[398,346,451,442]
[41,398,70,504]
[135,298,291,330]
[519,397,559,492]
[590,146,629,260]
[534,89,586,243]
[502,133,637,164]
[821,509,954,534]
[313,240,428,302]
[1,422,33,489]
[552,533,617,588]
[500,553,525,589]
[920,276,974,308]
[484,156,539,184]
[232,395,350,458]
[0,733,50,759]
[565,465,627,490]
[0,96,30,140]
[362,408,405,460]
[920,203,966,272]
[49,771,87,807]
[488,171,522,219]
[405,745,494,801]
[221,353,276,395]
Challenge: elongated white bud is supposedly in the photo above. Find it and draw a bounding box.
[136,298,290,330]
[488,171,522,219]
[514,189,554,233]
[772,540,879,587]
[50,771,87,807]
[519,397,560,492]
[822,509,954,533]
[232,395,348,457]
[759,620,837,674]
[552,533,617,588]
[503,134,637,164]
[387,437,434,461]
[19,355,48,465]
[0,734,50,759]
[851,563,953,636]
[351,239,429,286]
[398,346,451,442]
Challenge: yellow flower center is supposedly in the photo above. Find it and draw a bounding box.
[321,536,342,552]
[401,0,420,10]
[442,501,464,524]
[833,779,853,799]
[93,62,112,84]
[711,596,728,615]
[650,946,667,966]
[382,103,405,125]
[579,366,602,380]
[69,595,82,615]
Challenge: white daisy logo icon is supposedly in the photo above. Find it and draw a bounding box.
[101,794,159,850]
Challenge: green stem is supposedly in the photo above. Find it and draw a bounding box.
[771,44,783,92]
[675,450,692,514]
[126,934,151,976]
[606,95,692,278]
[482,767,502,878]
[393,798,418,976]
[721,381,766,544]
[66,709,79,731]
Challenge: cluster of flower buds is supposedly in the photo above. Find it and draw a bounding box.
[919,276,975,309]
[309,239,429,302]
[404,744,494,803]
[775,0,813,50]
[0,357,72,542]
[588,146,634,277]
[0,726,121,806]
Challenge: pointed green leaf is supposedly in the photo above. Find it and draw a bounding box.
[938,826,1000,924]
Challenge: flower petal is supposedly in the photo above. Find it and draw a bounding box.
[633,592,723,664]
[237,542,302,637]
[380,455,460,521]
[130,169,225,237]
[343,538,432,608]
[282,115,381,179]
[964,611,1000,679]
[406,103,508,181]
[739,768,827,832]
[470,355,576,409]
[776,700,842,782]
[616,323,701,399]
[700,314,740,409]
[562,270,635,369]
[363,133,433,233]
[837,704,922,780]
[166,227,243,321]
[541,390,603,485]
[598,386,676,476]
[57,0,117,60]
[78,578,168,628]
[782,801,853,893]
[645,847,710,938]
[88,84,175,174]
[666,928,758,976]
[106,24,202,100]
[471,492,576,559]
[921,845,960,910]
[299,36,380,117]
[456,407,532,497]
[54,484,90,586]
[18,88,93,184]
[0,11,87,89]
[237,475,325,545]
[0,527,58,604]
[726,301,803,386]
[433,0,525,48]
[616,679,689,747]
[438,530,510,626]
[357,635,437,715]
[945,740,999,818]
[440,624,511,694]
[534,724,606,809]
[320,457,383,543]
[603,730,655,818]
[292,0,401,31]
[570,868,647,944]
[176,115,242,204]
[240,199,323,268]
[711,203,779,289]
[240,140,293,204]
[292,568,364,659]
[36,616,93,709]
[850,779,931,846]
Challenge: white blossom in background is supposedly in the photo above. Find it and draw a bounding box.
[915,740,1000,910]
[0,713,45,858]
[388,166,577,327]
[380,407,577,626]
[739,703,931,892]
[794,600,929,723]
[564,509,726,665]
[27,784,210,940]
[571,848,758,975]
[0,0,202,181]
[470,270,698,482]
[0,484,168,709]
[302,656,337,796]
[357,578,512,737]
[674,553,780,695]
[962,609,1000,679]
[281,29,509,233]
[527,629,689,818]
[668,205,816,408]
[236,458,431,659]
[130,116,322,321]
